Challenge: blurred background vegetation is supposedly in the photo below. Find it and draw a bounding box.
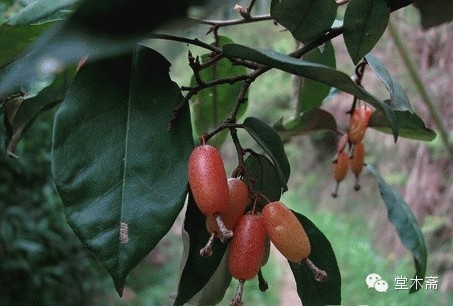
[1,1,452,305]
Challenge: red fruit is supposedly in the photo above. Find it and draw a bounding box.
[333,151,349,183]
[348,105,372,144]
[350,142,365,176]
[262,201,311,263]
[228,213,266,280]
[188,144,229,215]
[206,178,249,234]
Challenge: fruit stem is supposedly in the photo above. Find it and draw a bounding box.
[199,233,215,257]
[258,269,269,292]
[215,213,234,243]
[230,279,245,306]
[303,258,328,282]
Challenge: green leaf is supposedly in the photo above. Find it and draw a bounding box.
[270,0,337,44]
[273,108,337,142]
[242,117,290,191]
[0,22,54,68]
[290,211,341,306]
[366,164,427,293]
[6,0,78,26]
[365,53,413,112]
[51,47,193,294]
[243,153,282,205]
[222,44,399,141]
[3,67,75,157]
[298,41,336,112]
[369,108,436,141]
[413,0,453,29]
[0,0,190,98]
[174,192,229,306]
[190,36,248,148]
[343,0,390,64]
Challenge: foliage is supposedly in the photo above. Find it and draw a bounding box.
[1,0,451,305]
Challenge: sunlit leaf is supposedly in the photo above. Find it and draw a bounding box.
[343,0,390,64]
[365,53,413,112]
[52,47,193,294]
[290,211,341,306]
[271,0,337,44]
[6,0,78,26]
[367,164,427,293]
[242,116,290,191]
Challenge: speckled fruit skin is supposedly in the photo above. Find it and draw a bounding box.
[262,201,311,263]
[206,178,249,234]
[350,142,365,176]
[188,144,229,216]
[348,106,372,144]
[333,151,349,182]
[228,214,266,280]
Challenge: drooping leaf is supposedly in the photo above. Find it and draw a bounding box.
[51,47,193,294]
[369,108,436,141]
[222,44,399,141]
[174,192,230,306]
[270,0,337,44]
[343,0,390,64]
[365,53,413,112]
[290,211,341,306]
[413,0,453,29]
[0,0,190,98]
[190,36,248,148]
[3,67,75,157]
[243,153,282,205]
[274,108,337,142]
[366,164,427,293]
[242,117,290,191]
[298,41,336,112]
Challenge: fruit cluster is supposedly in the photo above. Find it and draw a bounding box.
[188,143,327,305]
[331,104,372,197]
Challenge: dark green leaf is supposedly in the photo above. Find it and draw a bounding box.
[242,117,290,191]
[174,192,229,306]
[413,0,453,28]
[298,42,336,112]
[369,108,436,141]
[3,67,75,156]
[222,44,399,141]
[6,0,78,26]
[270,0,337,44]
[343,0,390,64]
[243,153,282,205]
[0,0,189,98]
[273,108,337,142]
[190,36,247,148]
[365,53,413,112]
[366,164,427,293]
[0,23,54,68]
[51,47,193,294]
[290,211,341,306]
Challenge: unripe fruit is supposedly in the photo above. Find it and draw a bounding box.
[206,178,250,235]
[228,213,266,280]
[348,105,372,144]
[262,201,311,263]
[333,151,349,183]
[188,144,229,215]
